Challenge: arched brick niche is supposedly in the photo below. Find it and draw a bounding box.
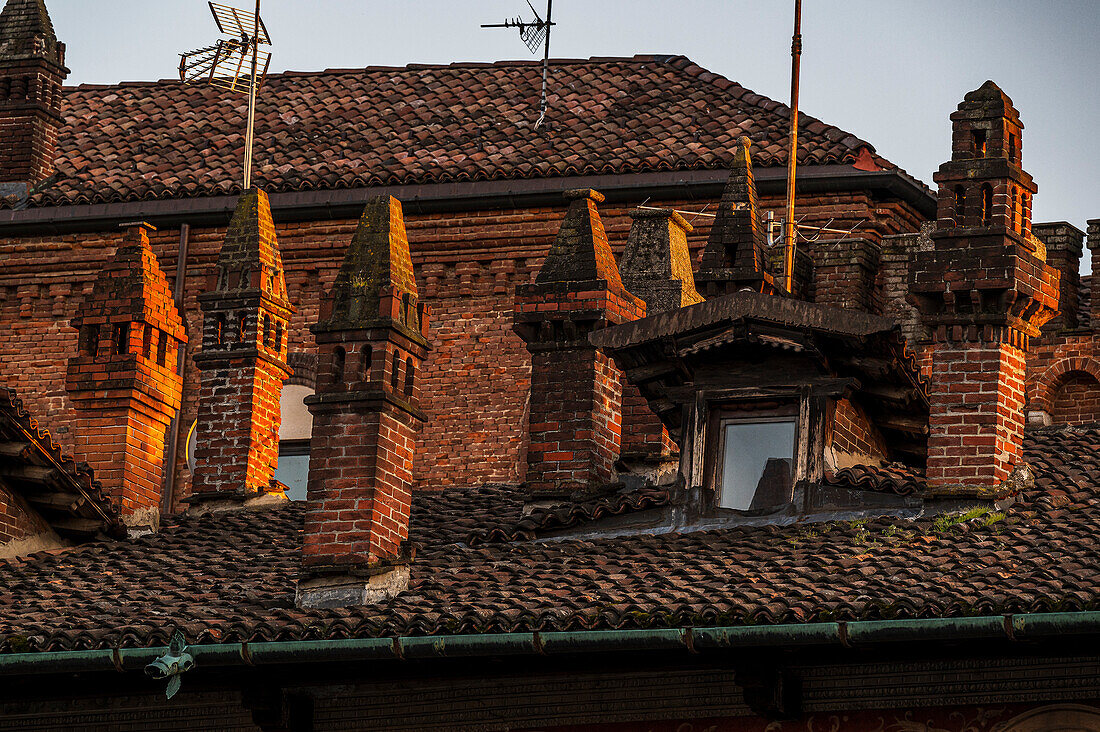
[286,351,317,389]
[1035,357,1100,426]
[998,704,1100,732]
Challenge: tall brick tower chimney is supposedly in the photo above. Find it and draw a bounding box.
[66,222,187,533]
[190,189,295,508]
[297,196,430,609]
[695,137,777,297]
[910,82,1060,491]
[0,0,67,203]
[513,189,646,498]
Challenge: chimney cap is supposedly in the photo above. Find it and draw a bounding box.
[629,206,693,233]
[564,188,605,204]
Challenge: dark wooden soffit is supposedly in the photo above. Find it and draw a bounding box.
[0,388,121,542]
[0,166,936,236]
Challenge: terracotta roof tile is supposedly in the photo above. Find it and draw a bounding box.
[1,425,1099,651]
[17,55,901,209]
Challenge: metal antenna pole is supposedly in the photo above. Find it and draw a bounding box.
[783,0,802,295]
[243,0,260,190]
[535,0,553,128]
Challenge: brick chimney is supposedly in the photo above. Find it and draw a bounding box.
[695,136,778,297]
[0,0,67,204]
[910,81,1060,491]
[66,222,186,533]
[297,196,430,609]
[811,237,881,312]
[189,189,295,508]
[1032,222,1084,331]
[618,207,701,463]
[513,189,646,497]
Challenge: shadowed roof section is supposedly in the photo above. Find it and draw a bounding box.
[28,55,899,208]
[0,425,1097,651]
[590,290,898,351]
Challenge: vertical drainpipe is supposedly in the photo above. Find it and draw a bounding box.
[161,223,191,515]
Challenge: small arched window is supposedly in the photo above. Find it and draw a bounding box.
[404,357,415,397]
[971,129,987,158]
[360,344,373,381]
[81,325,99,359]
[156,330,168,366]
[112,323,130,356]
[274,321,283,354]
[263,314,272,348]
[391,350,402,391]
[214,315,226,346]
[237,312,248,344]
[332,346,346,386]
[980,184,994,226]
[143,324,154,359]
[1010,189,1019,232]
[953,186,965,221]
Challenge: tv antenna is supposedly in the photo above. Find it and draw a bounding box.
[179,1,272,190]
[482,0,555,128]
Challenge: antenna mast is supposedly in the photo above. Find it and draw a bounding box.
[782,0,802,295]
[482,0,556,128]
[179,1,273,190]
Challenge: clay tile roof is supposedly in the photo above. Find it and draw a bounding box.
[24,55,899,209]
[0,388,121,542]
[825,462,926,496]
[1,425,1099,652]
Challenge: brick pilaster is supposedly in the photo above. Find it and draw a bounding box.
[514,189,646,496]
[911,82,1060,491]
[1032,222,1084,331]
[66,222,186,531]
[190,189,295,505]
[298,196,430,609]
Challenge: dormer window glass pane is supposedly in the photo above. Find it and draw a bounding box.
[718,418,796,511]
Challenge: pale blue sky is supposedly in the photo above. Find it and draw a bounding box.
[46,1,1100,256]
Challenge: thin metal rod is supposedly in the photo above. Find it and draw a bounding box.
[535,0,552,128]
[782,0,802,294]
[243,0,260,190]
[161,223,191,517]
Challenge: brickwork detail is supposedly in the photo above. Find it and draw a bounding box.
[514,189,647,495]
[830,398,888,467]
[65,222,186,525]
[812,238,881,312]
[911,82,1060,490]
[302,196,430,571]
[0,483,47,546]
[0,0,66,193]
[191,189,294,500]
[0,187,925,500]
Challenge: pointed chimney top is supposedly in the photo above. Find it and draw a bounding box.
[0,0,63,65]
[696,137,774,294]
[215,189,289,302]
[536,188,623,288]
[620,207,704,313]
[318,195,421,332]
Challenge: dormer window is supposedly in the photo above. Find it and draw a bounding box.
[972,129,987,157]
[715,415,795,511]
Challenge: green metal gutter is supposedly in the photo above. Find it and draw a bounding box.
[2,612,1097,677]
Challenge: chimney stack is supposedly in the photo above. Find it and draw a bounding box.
[910,82,1060,491]
[695,137,777,297]
[513,189,646,497]
[66,222,186,533]
[0,0,68,204]
[1032,222,1084,331]
[297,196,430,609]
[189,189,295,509]
[1089,221,1100,328]
[618,207,702,462]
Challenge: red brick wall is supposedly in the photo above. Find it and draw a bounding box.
[1027,333,1100,425]
[0,187,925,504]
[927,344,1026,488]
[830,398,888,465]
[0,485,48,548]
[1050,372,1100,425]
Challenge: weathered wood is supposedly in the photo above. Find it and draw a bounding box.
[877,416,931,436]
[50,517,103,537]
[25,492,84,513]
[0,441,31,459]
[0,464,56,483]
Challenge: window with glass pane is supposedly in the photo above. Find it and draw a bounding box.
[275,440,310,501]
[718,419,796,511]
